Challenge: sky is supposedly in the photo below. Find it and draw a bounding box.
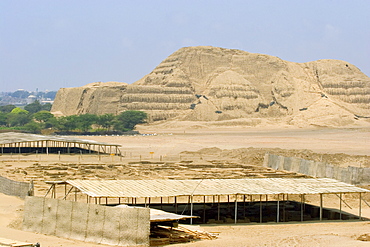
[0,0,369,92]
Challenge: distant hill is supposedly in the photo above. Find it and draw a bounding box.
[51,46,370,128]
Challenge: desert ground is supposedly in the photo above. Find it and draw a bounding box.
[1,126,370,246]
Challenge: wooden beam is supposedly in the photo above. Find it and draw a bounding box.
[62,186,74,200]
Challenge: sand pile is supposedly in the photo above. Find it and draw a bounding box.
[51,46,370,128]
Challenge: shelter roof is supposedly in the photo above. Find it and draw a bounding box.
[0,132,120,146]
[66,178,369,198]
[115,205,198,222]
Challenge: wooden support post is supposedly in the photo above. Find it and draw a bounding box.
[277,194,280,223]
[53,184,56,199]
[243,195,246,219]
[44,184,55,197]
[301,194,304,222]
[217,195,220,221]
[62,186,74,200]
[190,195,194,225]
[49,184,54,198]
[260,195,262,223]
[235,196,238,224]
[175,197,177,213]
[50,184,54,198]
[283,194,286,222]
[320,194,323,221]
[203,196,206,224]
[339,193,342,220]
[359,193,362,221]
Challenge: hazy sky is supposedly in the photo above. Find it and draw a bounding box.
[1,0,369,92]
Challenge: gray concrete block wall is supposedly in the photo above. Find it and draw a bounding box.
[55,199,73,239]
[361,168,370,184]
[102,207,121,245]
[0,175,33,198]
[264,154,370,185]
[42,198,58,236]
[23,197,150,246]
[70,200,89,241]
[23,195,44,233]
[85,203,106,243]
[283,157,293,171]
[291,157,301,173]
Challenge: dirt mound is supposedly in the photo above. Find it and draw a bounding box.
[52,81,128,116]
[357,233,370,241]
[51,46,370,128]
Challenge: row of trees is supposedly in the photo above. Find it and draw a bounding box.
[0,102,147,134]
[55,111,148,133]
[0,100,52,113]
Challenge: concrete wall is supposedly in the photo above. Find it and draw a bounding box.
[0,175,33,198]
[23,197,150,246]
[263,154,370,185]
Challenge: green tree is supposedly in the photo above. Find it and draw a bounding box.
[10,107,29,114]
[7,111,31,126]
[23,121,42,133]
[0,104,16,113]
[75,114,98,132]
[33,110,56,129]
[24,100,42,113]
[0,112,7,126]
[33,111,54,123]
[44,117,58,129]
[97,113,115,130]
[114,110,147,131]
[55,115,78,132]
[41,103,52,111]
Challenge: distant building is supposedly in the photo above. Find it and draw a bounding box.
[27,95,37,104]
